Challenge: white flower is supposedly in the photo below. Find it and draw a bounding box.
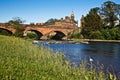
[89,57,93,62]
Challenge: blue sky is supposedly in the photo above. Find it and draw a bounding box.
[0,0,120,26]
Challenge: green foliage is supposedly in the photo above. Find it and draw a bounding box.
[109,28,118,40]
[88,27,120,40]
[116,27,120,40]
[30,23,35,26]
[0,35,117,80]
[89,31,104,39]
[6,17,25,26]
[81,1,120,40]
[100,1,120,28]
[68,30,82,39]
[6,17,25,37]
[81,7,103,38]
[47,35,54,39]
[109,73,117,80]
[26,32,38,39]
[101,27,120,40]
[14,25,25,37]
[100,29,111,40]
[44,18,60,25]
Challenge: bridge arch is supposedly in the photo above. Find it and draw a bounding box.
[25,30,43,40]
[48,30,66,40]
[0,28,13,36]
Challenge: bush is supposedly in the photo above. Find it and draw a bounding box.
[14,25,25,37]
[100,28,120,40]
[89,31,104,39]
[26,32,38,39]
[116,28,120,40]
[47,35,54,39]
[68,30,82,39]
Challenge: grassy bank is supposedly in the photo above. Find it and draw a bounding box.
[0,35,116,80]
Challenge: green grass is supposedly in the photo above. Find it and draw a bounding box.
[0,35,117,80]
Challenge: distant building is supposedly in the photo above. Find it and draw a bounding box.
[36,22,44,26]
[114,20,120,27]
[46,11,78,28]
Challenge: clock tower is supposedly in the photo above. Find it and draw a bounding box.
[71,11,75,21]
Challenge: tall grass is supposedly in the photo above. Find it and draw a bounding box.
[0,35,117,80]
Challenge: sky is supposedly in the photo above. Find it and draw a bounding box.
[0,0,120,26]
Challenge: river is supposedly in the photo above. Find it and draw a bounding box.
[37,41,120,75]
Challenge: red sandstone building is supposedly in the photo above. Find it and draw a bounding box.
[36,11,78,28]
[54,11,78,28]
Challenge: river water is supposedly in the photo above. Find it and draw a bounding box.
[37,41,120,75]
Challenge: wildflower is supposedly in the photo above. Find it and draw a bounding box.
[89,57,93,62]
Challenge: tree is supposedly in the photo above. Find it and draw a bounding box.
[44,18,60,26]
[30,22,35,26]
[6,17,25,26]
[81,7,103,38]
[6,17,25,37]
[115,4,120,20]
[100,1,120,28]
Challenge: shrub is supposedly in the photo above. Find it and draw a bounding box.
[26,32,38,39]
[100,27,120,40]
[68,30,82,39]
[89,31,104,39]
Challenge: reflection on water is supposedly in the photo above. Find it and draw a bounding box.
[38,41,120,75]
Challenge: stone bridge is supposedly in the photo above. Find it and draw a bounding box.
[0,24,15,35]
[0,23,80,40]
[24,26,76,39]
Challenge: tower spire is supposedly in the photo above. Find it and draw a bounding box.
[71,10,75,21]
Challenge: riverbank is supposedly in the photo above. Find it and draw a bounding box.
[70,39,120,44]
[0,35,117,80]
[88,39,120,43]
[40,39,120,44]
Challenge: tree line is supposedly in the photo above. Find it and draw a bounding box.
[81,1,120,40]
